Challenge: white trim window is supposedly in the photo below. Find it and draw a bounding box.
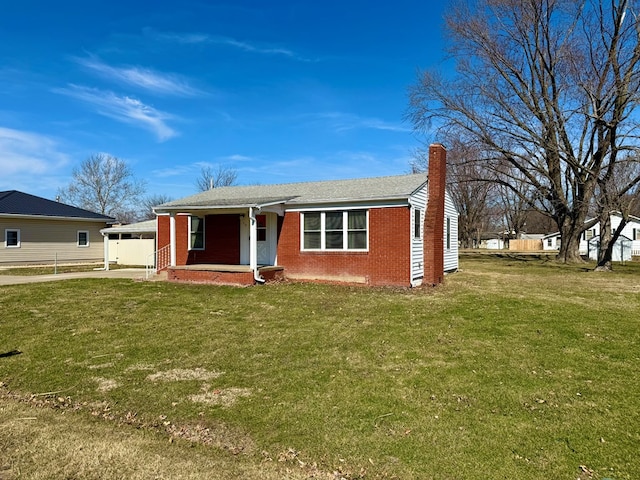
[189,215,205,250]
[302,210,368,251]
[446,216,451,249]
[5,229,20,248]
[414,209,422,239]
[77,230,89,247]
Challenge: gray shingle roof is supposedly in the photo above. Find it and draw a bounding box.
[156,174,428,211]
[101,219,156,234]
[0,190,114,221]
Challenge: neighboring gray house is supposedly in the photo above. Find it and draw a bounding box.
[0,190,114,266]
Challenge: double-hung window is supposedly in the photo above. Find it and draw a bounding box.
[302,210,368,251]
[189,215,205,250]
[5,229,20,248]
[414,209,422,239]
[77,230,89,247]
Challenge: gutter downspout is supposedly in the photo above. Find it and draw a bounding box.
[249,206,266,284]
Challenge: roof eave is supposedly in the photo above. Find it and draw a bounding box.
[0,213,114,222]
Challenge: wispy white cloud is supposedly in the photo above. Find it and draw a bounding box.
[151,165,193,178]
[310,112,412,133]
[0,127,70,191]
[219,154,253,162]
[74,56,202,97]
[154,31,316,62]
[54,85,177,141]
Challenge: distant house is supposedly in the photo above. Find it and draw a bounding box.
[0,190,114,266]
[100,219,157,267]
[154,143,458,287]
[542,213,640,260]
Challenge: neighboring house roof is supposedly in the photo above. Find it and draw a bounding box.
[0,190,114,221]
[155,174,428,212]
[100,219,156,235]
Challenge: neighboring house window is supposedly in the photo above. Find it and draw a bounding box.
[302,210,368,251]
[189,216,205,250]
[5,229,20,248]
[634,228,638,241]
[77,231,89,247]
[414,209,421,239]
[446,217,451,249]
[585,229,595,240]
[547,238,553,247]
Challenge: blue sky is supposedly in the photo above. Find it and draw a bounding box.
[0,1,448,201]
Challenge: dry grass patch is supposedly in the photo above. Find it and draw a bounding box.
[146,367,225,382]
[93,377,119,392]
[189,385,252,407]
[0,398,307,480]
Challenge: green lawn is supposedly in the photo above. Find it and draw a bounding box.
[1,254,638,479]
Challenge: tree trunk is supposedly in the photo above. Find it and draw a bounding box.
[595,214,613,271]
[556,221,584,263]
[595,215,628,272]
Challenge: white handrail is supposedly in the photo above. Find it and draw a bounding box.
[146,244,171,279]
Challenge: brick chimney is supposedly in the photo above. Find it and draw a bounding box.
[423,143,446,286]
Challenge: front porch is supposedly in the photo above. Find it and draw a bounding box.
[167,264,285,286]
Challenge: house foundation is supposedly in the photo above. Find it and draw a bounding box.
[167,264,284,286]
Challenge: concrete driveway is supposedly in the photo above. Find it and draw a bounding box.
[0,268,156,286]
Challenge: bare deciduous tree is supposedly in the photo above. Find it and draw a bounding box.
[57,153,146,222]
[195,165,237,192]
[140,194,173,221]
[407,0,640,264]
[412,138,499,248]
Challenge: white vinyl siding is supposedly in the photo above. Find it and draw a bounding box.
[443,191,459,272]
[0,218,108,265]
[301,210,368,251]
[409,183,427,285]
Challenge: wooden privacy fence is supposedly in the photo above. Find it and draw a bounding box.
[509,239,543,251]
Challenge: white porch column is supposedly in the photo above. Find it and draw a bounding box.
[103,233,110,271]
[249,207,257,272]
[169,213,177,267]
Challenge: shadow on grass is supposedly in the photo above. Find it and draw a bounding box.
[0,350,22,358]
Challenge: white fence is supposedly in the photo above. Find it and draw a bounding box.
[108,239,155,266]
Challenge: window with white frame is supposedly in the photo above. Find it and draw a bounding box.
[302,210,367,251]
[77,230,89,247]
[585,229,596,240]
[189,215,205,250]
[446,216,451,249]
[414,209,421,239]
[5,229,20,248]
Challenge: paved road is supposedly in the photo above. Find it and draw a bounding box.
[0,268,157,286]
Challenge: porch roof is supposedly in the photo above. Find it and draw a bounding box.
[154,173,427,213]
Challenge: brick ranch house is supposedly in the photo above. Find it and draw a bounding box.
[154,143,458,287]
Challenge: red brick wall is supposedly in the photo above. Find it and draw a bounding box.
[157,214,240,266]
[277,207,411,286]
[168,268,254,285]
